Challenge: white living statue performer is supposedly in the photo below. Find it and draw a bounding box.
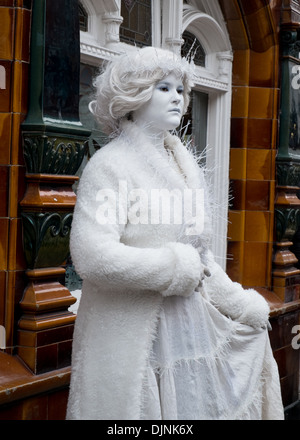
[66,47,284,420]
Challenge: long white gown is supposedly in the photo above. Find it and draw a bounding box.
[141,149,284,421]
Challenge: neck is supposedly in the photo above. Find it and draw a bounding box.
[133,120,166,150]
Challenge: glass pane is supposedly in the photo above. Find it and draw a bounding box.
[181,30,206,67]
[120,0,152,48]
[181,90,208,162]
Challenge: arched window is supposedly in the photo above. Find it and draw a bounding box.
[119,0,152,47]
[181,30,205,67]
[79,2,88,32]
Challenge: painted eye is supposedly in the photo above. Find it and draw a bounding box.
[177,87,184,95]
[159,85,169,92]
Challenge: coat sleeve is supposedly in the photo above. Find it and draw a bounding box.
[203,250,270,329]
[70,151,202,297]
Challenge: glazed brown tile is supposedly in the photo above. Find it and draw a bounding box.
[243,7,275,48]
[0,165,9,217]
[227,210,245,242]
[248,87,275,119]
[242,241,268,287]
[246,149,272,180]
[229,148,247,180]
[230,118,248,148]
[231,86,249,118]
[245,179,270,211]
[229,179,246,210]
[11,113,26,166]
[0,113,12,165]
[232,49,250,86]
[249,47,277,88]
[226,241,244,283]
[9,165,26,218]
[0,271,6,324]
[0,218,9,271]
[0,61,12,112]
[239,0,266,16]
[219,0,241,21]
[225,19,249,51]
[0,7,14,60]
[57,339,73,369]
[8,218,26,271]
[244,211,270,242]
[14,0,32,8]
[12,61,29,114]
[247,118,273,149]
[14,8,31,62]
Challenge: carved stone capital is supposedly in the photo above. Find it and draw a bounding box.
[23,133,88,175]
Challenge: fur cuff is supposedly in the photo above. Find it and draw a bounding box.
[161,242,201,298]
[238,288,270,329]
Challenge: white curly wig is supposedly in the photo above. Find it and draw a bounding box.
[90,46,195,136]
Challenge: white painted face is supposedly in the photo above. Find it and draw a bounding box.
[133,73,184,133]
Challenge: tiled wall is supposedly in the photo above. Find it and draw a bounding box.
[220,0,280,290]
[0,0,31,350]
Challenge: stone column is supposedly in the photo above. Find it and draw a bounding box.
[18,0,90,374]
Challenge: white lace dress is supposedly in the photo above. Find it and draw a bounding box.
[141,291,283,420]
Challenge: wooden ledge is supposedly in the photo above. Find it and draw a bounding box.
[256,287,300,318]
[0,352,71,406]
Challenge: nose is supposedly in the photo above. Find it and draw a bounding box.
[171,91,182,105]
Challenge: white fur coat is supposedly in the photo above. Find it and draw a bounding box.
[66,121,283,420]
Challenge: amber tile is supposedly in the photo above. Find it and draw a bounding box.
[14,0,32,9]
[9,165,26,218]
[231,86,249,118]
[230,118,248,148]
[245,180,270,211]
[0,218,9,271]
[232,49,250,86]
[239,0,266,16]
[0,61,12,112]
[249,47,278,88]
[244,211,270,242]
[0,7,14,60]
[228,210,245,242]
[225,19,249,51]
[247,118,273,149]
[226,241,244,283]
[14,8,31,62]
[248,87,275,119]
[247,149,272,180]
[12,61,29,114]
[0,271,6,324]
[229,179,246,210]
[0,0,13,5]
[229,148,247,180]
[8,218,26,271]
[0,113,12,165]
[219,0,241,20]
[0,165,9,217]
[242,241,268,287]
[243,8,275,48]
[11,112,25,166]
